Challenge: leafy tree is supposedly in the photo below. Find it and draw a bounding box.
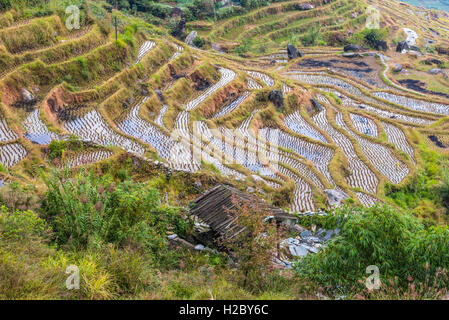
[220,196,286,292]
[295,204,449,295]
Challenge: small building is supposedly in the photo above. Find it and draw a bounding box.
[189,184,297,241]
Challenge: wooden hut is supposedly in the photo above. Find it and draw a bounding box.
[189,184,297,240]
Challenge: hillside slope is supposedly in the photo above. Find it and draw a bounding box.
[1,0,449,214]
[1,0,449,301]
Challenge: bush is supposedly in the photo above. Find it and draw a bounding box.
[438,166,449,207]
[220,196,286,292]
[215,5,246,20]
[386,148,446,225]
[0,206,50,241]
[48,140,67,160]
[241,0,269,10]
[300,26,323,47]
[295,204,449,296]
[350,28,388,49]
[41,169,187,254]
[193,36,206,48]
[0,182,40,212]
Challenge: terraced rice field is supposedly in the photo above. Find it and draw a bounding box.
[247,71,274,87]
[0,118,28,168]
[335,112,409,184]
[117,100,198,172]
[212,92,250,118]
[350,114,378,137]
[184,68,236,111]
[23,109,59,145]
[381,122,416,164]
[136,41,156,63]
[65,109,145,157]
[155,105,169,127]
[355,192,378,207]
[61,150,113,169]
[312,109,379,194]
[322,88,433,126]
[0,143,27,168]
[285,111,328,143]
[0,119,18,143]
[373,91,449,116]
[2,0,449,213]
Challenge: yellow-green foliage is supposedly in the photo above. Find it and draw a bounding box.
[0,15,66,54]
[25,24,108,64]
[0,11,15,28]
[5,42,129,90]
[165,77,196,106]
[99,87,133,121]
[140,93,161,119]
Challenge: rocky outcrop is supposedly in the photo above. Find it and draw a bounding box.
[11,88,38,111]
[140,84,150,96]
[168,63,186,80]
[122,97,134,109]
[311,98,323,111]
[190,70,211,91]
[185,31,197,46]
[344,44,361,52]
[342,52,361,58]
[169,7,186,39]
[436,46,449,56]
[429,68,442,75]
[324,189,349,207]
[297,3,314,10]
[20,88,35,103]
[278,224,340,267]
[287,44,298,59]
[154,89,165,103]
[375,40,388,51]
[170,17,186,39]
[425,58,443,65]
[171,7,184,18]
[392,63,403,72]
[396,41,409,52]
[269,90,284,109]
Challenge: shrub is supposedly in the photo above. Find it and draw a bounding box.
[386,149,446,225]
[0,182,40,212]
[300,26,323,46]
[220,196,286,292]
[192,36,206,48]
[0,206,50,241]
[146,2,172,19]
[215,5,246,20]
[295,204,449,296]
[48,140,67,160]
[438,166,449,208]
[41,169,186,254]
[350,28,388,49]
[241,0,269,10]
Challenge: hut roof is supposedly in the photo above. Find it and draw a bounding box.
[189,184,296,239]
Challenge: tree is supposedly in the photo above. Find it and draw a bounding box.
[220,196,286,292]
[295,204,449,296]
